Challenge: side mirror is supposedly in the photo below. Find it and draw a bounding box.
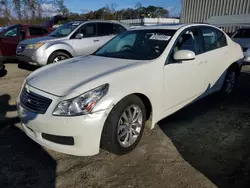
[173,50,195,61]
[75,33,83,39]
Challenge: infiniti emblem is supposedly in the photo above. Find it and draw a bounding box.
[27,99,39,105]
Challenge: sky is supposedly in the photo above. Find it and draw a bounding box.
[64,0,182,16]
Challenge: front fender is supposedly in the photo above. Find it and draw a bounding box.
[92,91,157,130]
[45,42,76,59]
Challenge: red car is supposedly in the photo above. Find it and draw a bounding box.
[0,24,53,61]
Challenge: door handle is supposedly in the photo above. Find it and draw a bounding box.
[93,39,99,42]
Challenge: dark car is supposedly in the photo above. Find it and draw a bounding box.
[0,24,53,62]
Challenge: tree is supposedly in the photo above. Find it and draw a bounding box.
[13,0,22,20]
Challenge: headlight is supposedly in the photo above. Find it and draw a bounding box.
[53,84,109,116]
[26,42,45,49]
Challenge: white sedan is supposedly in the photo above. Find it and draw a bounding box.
[17,24,244,156]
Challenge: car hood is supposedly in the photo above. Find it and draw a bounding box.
[20,36,66,44]
[27,55,144,96]
[233,38,250,48]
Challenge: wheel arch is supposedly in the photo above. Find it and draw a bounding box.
[133,93,152,121]
[47,49,73,64]
[229,62,241,76]
[50,49,73,58]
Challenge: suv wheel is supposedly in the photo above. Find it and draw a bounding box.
[48,51,70,64]
[101,95,146,155]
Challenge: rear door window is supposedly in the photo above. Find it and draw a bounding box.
[97,23,115,36]
[113,24,127,34]
[29,27,44,36]
[200,27,227,52]
[43,28,49,34]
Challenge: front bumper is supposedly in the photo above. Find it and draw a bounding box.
[16,49,48,66]
[16,86,108,156]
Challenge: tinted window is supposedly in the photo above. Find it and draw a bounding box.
[200,27,227,52]
[233,29,250,38]
[77,23,97,38]
[4,27,19,37]
[114,24,126,34]
[29,27,44,35]
[43,28,49,34]
[98,23,115,36]
[50,22,82,38]
[95,29,176,60]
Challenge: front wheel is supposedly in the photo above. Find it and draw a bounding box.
[101,95,146,155]
[47,51,70,64]
[220,66,239,95]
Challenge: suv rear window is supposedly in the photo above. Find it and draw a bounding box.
[29,27,44,35]
[233,29,250,38]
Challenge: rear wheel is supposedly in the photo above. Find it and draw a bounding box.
[48,51,70,64]
[101,95,146,155]
[220,66,239,95]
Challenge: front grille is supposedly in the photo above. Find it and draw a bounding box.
[20,86,52,114]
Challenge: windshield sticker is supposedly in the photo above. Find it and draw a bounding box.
[149,34,171,41]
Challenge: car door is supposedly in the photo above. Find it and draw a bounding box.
[199,26,229,92]
[163,27,209,112]
[0,25,21,57]
[97,23,117,46]
[71,23,100,56]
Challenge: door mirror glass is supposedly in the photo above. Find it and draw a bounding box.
[75,33,83,39]
[173,50,195,61]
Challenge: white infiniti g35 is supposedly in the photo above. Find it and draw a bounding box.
[17,24,244,156]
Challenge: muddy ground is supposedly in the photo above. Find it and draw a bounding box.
[1,63,250,188]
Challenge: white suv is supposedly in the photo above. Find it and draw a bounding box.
[17,24,243,156]
[16,20,128,66]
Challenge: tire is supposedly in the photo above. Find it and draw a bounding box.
[101,95,146,155]
[47,51,70,64]
[220,66,239,95]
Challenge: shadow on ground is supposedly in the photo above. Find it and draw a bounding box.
[18,62,38,71]
[0,94,56,188]
[159,71,250,188]
[0,65,7,78]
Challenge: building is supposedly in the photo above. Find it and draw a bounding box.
[181,0,250,33]
[120,18,180,27]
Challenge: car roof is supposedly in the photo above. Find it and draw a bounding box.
[130,23,213,31]
[68,20,129,29]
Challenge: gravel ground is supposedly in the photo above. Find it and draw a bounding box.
[1,63,250,188]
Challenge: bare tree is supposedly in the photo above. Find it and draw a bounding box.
[13,0,22,20]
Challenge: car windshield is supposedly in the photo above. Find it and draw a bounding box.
[49,22,82,37]
[0,25,12,32]
[233,28,250,38]
[94,29,176,60]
